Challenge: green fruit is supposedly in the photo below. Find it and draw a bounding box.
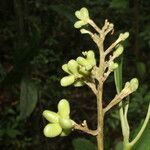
[62,64,71,74]
[67,59,80,75]
[73,80,85,87]
[43,110,59,123]
[60,75,75,87]
[113,45,124,57]
[86,50,96,66]
[59,118,73,129]
[76,57,92,70]
[43,123,62,138]
[58,99,70,118]
[60,129,71,137]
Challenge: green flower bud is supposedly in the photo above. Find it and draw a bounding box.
[80,7,89,20]
[43,123,62,138]
[60,129,71,137]
[67,59,80,75]
[109,61,118,70]
[80,29,91,34]
[60,75,75,87]
[62,64,71,74]
[74,7,90,28]
[43,110,59,123]
[79,66,90,76]
[59,118,73,129]
[76,57,92,70]
[86,50,96,66]
[58,99,70,118]
[74,20,85,28]
[119,32,129,41]
[130,78,139,92]
[73,80,85,87]
[75,7,89,21]
[113,44,124,57]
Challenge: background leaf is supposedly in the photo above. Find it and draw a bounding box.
[132,122,150,150]
[72,138,96,150]
[19,77,38,120]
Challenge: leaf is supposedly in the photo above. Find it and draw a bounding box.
[132,122,150,150]
[19,77,38,120]
[114,55,123,93]
[72,138,96,150]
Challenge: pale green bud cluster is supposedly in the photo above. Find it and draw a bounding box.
[124,78,139,93]
[113,44,124,58]
[43,99,74,138]
[60,50,96,87]
[74,7,90,28]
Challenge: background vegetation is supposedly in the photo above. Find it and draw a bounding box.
[0,0,149,149]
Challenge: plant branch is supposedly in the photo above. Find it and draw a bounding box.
[73,120,99,136]
[104,89,132,114]
[84,81,97,95]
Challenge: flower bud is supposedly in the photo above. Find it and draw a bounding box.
[74,20,85,28]
[60,129,71,137]
[79,66,90,75]
[67,59,80,75]
[43,110,59,123]
[60,75,75,87]
[130,78,139,92]
[80,7,89,21]
[76,57,92,70]
[113,44,124,58]
[80,29,91,34]
[109,61,118,70]
[73,80,85,87]
[43,123,62,138]
[62,64,71,74]
[119,32,129,41]
[59,118,73,129]
[86,50,96,66]
[75,7,89,21]
[58,99,70,118]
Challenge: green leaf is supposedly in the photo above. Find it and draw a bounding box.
[114,55,123,93]
[19,77,38,120]
[132,122,150,150]
[72,138,96,150]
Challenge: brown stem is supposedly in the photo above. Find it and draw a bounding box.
[73,120,99,136]
[96,84,104,150]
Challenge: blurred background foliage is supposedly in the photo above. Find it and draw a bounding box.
[0,0,149,150]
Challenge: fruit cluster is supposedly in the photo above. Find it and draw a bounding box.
[43,99,74,138]
[60,50,96,87]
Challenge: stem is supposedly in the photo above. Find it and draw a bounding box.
[129,103,150,147]
[96,84,104,150]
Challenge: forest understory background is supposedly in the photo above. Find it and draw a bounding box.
[0,0,150,150]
